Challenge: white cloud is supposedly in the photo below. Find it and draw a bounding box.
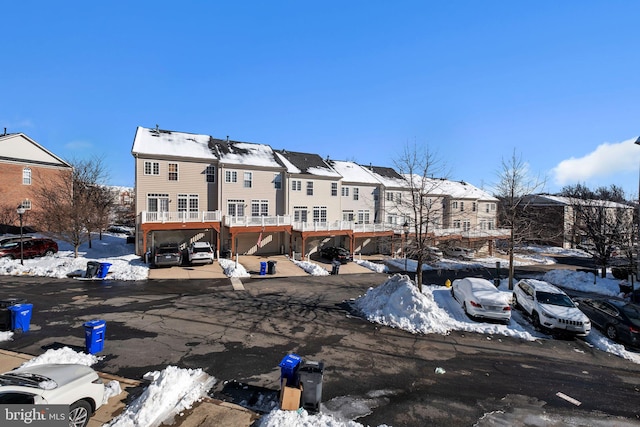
[64,139,93,150]
[552,137,640,186]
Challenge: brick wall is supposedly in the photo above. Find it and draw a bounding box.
[0,161,72,227]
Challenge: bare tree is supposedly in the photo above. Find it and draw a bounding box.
[392,143,449,287]
[494,150,546,289]
[33,157,110,257]
[560,184,634,278]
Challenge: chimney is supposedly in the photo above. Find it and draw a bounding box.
[3,128,6,136]
[226,136,229,142]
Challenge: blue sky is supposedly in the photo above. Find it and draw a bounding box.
[3,1,640,196]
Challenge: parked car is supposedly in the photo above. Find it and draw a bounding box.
[0,238,58,259]
[574,297,640,347]
[451,277,511,323]
[319,246,352,263]
[443,246,475,259]
[513,279,591,335]
[426,246,443,259]
[153,243,183,267]
[0,363,105,427]
[188,241,215,265]
[107,225,134,235]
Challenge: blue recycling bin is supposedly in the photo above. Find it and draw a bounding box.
[260,262,267,276]
[96,263,112,279]
[84,319,106,354]
[279,353,303,386]
[9,303,33,332]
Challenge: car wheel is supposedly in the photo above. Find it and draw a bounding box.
[44,250,54,256]
[606,324,618,341]
[450,287,455,299]
[513,295,521,310]
[69,400,92,427]
[532,312,541,330]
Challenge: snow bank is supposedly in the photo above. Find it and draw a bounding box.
[257,408,390,427]
[293,259,330,276]
[19,346,102,368]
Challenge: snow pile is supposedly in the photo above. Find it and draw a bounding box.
[585,330,640,364]
[218,258,251,278]
[542,269,623,297]
[19,346,103,368]
[257,408,390,427]
[0,233,148,281]
[293,259,330,276]
[106,365,216,427]
[0,331,13,342]
[353,274,454,335]
[354,259,388,273]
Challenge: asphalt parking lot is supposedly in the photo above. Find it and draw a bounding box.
[1,267,639,426]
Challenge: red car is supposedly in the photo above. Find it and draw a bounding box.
[0,238,58,259]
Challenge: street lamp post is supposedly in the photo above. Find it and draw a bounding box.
[403,222,409,273]
[634,137,640,303]
[16,206,25,266]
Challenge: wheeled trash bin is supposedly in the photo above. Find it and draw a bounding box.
[9,303,33,332]
[85,261,101,278]
[299,360,324,413]
[331,260,341,275]
[0,298,27,331]
[84,319,106,354]
[267,260,277,275]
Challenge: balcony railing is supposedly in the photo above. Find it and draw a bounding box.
[140,211,222,224]
[225,215,292,227]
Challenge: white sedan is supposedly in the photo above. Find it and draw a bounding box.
[451,277,512,323]
[0,364,105,427]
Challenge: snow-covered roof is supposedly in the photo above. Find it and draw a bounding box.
[526,194,632,209]
[423,178,498,201]
[327,160,379,184]
[364,165,408,188]
[131,126,216,160]
[212,140,282,168]
[275,150,340,177]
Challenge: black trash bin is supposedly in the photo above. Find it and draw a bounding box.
[0,298,27,331]
[298,361,324,413]
[267,260,277,275]
[331,260,341,275]
[85,261,101,278]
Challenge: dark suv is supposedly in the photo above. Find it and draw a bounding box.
[319,246,352,263]
[0,238,58,259]
[153,243,183,267]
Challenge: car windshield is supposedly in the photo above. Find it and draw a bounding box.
[536,291,575,307]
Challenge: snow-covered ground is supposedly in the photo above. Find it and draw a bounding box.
[1,235,639,426]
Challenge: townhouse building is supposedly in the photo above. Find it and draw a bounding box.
[131,125,507,260]
[0,131,72,229]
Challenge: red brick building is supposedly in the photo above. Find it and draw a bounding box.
[0,131,72,228]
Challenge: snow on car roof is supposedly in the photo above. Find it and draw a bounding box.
[521,279,564,294]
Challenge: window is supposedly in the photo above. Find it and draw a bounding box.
[251,199,269,216]
[343,210,355,221]
[353,188,359,201]
[307,181,314,196]
[178,194,199,218]
[386,192,393,202]
[144,161,160,176]
[472,202,477,212]
[205,165,215,183]
[147,193,169,212]
[460,202,464,211]
[293,206,308,222]
[274,173,282,190]
[463,221,471,231]
[486,203,490,213]
[22,168,31,185]
[342,187,350,197]
[396,193,401,203]
[357,210,370,224]
[331,183,337,196]
[313,206,327,223]
[168,163,178,181]
[244,172,252,188]
[20,200,32,210]
[227,199,245,216]
[452,201,458,210]
[225,170,238,183]
[291,180,301,191]
[453,220,461,229]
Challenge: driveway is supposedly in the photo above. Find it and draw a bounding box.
[0,272,639,426]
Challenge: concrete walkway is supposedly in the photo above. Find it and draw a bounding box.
[148,254,379,280]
